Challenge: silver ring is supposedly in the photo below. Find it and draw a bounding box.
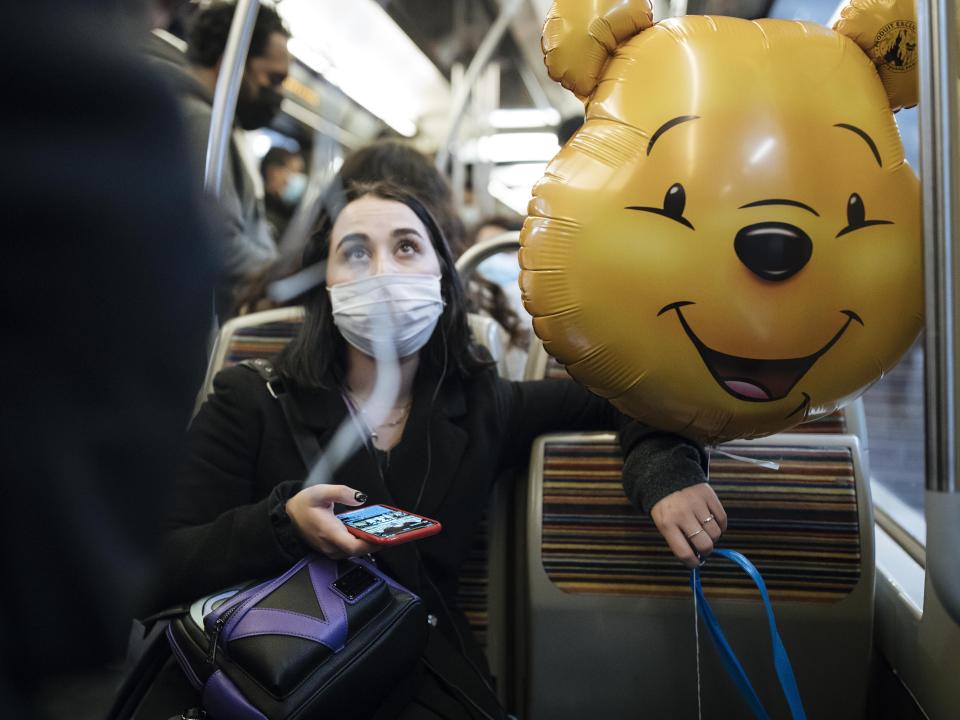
[686,528,704,539]
[702,515,715,524]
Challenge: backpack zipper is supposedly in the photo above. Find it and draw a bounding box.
[207,601,242,665]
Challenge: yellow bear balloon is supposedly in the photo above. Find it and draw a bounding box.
[521,0,923,444]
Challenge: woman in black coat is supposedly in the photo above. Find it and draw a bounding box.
[160,181,727,719]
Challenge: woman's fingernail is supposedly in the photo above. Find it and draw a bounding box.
[354,491,368,503]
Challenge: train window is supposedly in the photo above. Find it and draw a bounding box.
[769,0,925,550]
[893,107,920,170]
[861,340,927,548]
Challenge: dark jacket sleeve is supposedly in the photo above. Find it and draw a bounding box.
[496,377,708,512]
[618,420,709,513]
[156,367,304,608]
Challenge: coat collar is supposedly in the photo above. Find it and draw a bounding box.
[292,365,467,435]
[288,366,470,591]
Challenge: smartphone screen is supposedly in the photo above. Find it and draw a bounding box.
[337,504,437,541]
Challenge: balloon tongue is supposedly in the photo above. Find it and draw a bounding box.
[723,379,772,400]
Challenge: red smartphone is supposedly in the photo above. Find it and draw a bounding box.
[337,503,442,545]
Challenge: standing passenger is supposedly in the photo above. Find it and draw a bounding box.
[160,1,290,319]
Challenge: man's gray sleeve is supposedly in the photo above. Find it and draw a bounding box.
[178,98,277,278]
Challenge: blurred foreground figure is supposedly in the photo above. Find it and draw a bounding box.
[1,1,216,715]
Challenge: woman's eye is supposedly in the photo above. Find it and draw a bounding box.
[345,246,369,262]
[836,192,894,238]
[663,183,686,220]
[397,240,418,255]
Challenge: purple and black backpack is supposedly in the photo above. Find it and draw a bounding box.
[166,552,426,719]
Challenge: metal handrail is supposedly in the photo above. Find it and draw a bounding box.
[454,231,521,277]
[875,506,927,569]
[920,0,960,495]
[435,0,525,173]
[204,0,259,197]
[918,0,960,623]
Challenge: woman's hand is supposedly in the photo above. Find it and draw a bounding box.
[286,485,380,559]
[650,483,728,569]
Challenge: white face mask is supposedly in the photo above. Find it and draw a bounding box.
[328,273,444,359]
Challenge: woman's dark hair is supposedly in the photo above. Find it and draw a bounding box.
[275,181,491,390]
[186,1,289,68]
[336,141,468,256]
[467,276,526,348]
[260,146,295,176]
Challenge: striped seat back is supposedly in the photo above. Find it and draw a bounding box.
[222,319,302,367]
[540,438,861,601]
[519,432,873,720]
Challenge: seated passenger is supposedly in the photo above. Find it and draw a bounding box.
[261,146,306,242]
[159,181,726,718]
[464,214,528,378]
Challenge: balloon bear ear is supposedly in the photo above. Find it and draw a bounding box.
[832,0,919,111]
[541,0,654,100]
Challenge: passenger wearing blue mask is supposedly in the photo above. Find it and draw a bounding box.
[466,215,528,377]
[262,146,307,241]
[160,180,724,718]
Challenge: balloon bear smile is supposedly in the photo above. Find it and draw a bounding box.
[659,302,863,403]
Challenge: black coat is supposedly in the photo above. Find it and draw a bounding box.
[159,362,707,717]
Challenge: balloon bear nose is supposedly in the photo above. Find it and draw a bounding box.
[734,222,812,282]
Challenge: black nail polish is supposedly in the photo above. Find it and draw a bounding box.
[354,491,368,503]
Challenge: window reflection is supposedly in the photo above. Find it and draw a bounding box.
[862,338,926,542]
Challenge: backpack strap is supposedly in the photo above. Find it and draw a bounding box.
[238,359,322,469]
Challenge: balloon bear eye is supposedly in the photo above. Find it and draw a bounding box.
[847,193,865,228]
[663,183,686,220]
[624,182,694,230]
[836,193,894,238]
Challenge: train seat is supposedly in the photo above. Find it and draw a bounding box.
[517,432,873,719]
[194,307,513,685]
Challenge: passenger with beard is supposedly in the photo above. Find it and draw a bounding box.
[165,1,291,318]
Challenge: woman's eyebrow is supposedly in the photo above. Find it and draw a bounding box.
[391,227,425,239]
[336,233,369,250]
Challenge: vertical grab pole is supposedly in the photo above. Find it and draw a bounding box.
[435,0,524,175]
[204,0,259,197]
[917,0,960,623]
[197,0,259,397]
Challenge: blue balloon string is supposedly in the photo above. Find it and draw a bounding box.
[691,549,807,720]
